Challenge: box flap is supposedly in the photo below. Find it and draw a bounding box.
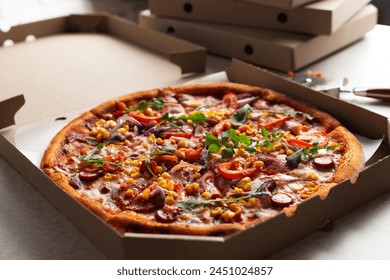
[226,59,388,140]
[0,95,25,130]
[0,14,206,128]
[0,16,68,44]
[105,13,206,74]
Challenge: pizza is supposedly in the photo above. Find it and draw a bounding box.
[40,83,364,236]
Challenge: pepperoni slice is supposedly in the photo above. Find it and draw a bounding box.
[79,171,99,181]
[271,193,293,208]
[313,156,334,169]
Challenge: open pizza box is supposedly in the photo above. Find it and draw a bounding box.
[140,4,377,72]
[148,0,370,35]
[235,0,324,9]
[0,14,390,259]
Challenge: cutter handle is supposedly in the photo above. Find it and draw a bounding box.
[353,88,390,102]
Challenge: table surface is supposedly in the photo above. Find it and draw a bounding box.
[1,0,390,260]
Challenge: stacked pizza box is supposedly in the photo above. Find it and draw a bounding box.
[139,0,378,72]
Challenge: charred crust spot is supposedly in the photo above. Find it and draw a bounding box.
[210,230,226,236]
[157,228,170,234]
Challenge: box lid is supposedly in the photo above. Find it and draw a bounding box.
[0,13,206,128]
[236,0,323,9]
[149,0,370,35]
[140,5,377,71]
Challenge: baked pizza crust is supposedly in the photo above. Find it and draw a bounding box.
[40,83,365,236]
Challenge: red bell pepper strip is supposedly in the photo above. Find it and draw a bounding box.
[152,155,179,164]
[160,132,192,139]
[217,161,261,180]
[258,115,290,129]
[175,148,203,162]
[287,138,312,148]
[129,112,163,126]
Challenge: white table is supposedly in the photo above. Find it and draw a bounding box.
[1,1,390,259]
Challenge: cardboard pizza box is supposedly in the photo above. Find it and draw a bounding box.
[1,15,390,259]
[236,0,323,9]
[148,0,370,35]
[0,14,205,128]
[139,5,377,72]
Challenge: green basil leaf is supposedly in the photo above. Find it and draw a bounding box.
[205,132,219,146]
[286,149,304,168]
[262,141,274,148]
[208,143,220,153]
[163,145,177,153]
[221,130,231,143]
[152,145,177,156]
[237,134,251,145]
[261,127,269,140]
[230,104,252,126]
[150,98,165,110]
[221,147,234,159]
[180,112,206,124]
[245,145,256,154]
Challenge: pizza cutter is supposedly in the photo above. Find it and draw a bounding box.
[320,78,390,102]
[323,86,390,102]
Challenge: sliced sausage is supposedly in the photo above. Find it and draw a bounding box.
[79,171,99,181]
[313,156,334,169]
[271,193,293,208]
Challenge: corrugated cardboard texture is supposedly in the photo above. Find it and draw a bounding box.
[149,0,370,35]
[140,5,377,71]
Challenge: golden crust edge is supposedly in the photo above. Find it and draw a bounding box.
[330,126,365,184]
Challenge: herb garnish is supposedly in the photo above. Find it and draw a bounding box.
[79,143,121,167]
[177,184,271,209]
[80,143,103,161]
[144,155,156,178]
[266,110,314,121]
[125,97,165,112]
[144,145,178,177]
[162,112,206,125]
[151,145,177,156]
[205,129,254,159]
[230,104,252,126]
[286,142,343,168]
[261,127,283,148]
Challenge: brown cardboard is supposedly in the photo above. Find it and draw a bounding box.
[149,0,370,35]
[0,14,206,259]
[140,5,377,71]
[2,57,389,259]
[237,0,323,9]
[0,14,389,259]
[0,95,25,130]
[0,14,205,126]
